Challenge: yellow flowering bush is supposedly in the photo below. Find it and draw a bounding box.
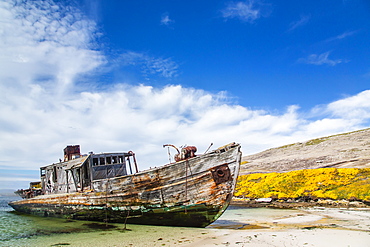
[235,168,370,201]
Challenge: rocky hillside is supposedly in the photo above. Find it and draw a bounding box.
[240,128,370,175]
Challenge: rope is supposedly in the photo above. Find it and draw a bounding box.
[185,160,188,214]
[105,178,109,227]
[123,174,135,231]
[123,208,130,230]
[186,161,201,198]
[184,160,201,214]
[167,147,172,163]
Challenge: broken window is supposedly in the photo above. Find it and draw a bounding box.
[118,156,124,164]
[90,154,129,180]
[106,156,112,164]
[99,157,105,165]
[83,164,89,179]
[53,166,57,182]
[93,158,98,166]
[112,156,118,164]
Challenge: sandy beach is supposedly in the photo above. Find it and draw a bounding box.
[5,206,369,247]
[188,207,370,247]
[187,228,369,247]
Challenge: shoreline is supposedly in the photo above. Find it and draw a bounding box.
[231,198,370,209]
[2,205,370,246]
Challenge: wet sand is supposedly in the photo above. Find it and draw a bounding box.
[5,207,370,247]
[189,207,370,247]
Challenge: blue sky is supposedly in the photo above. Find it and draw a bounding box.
[80,0,370,110]
[0,0,369,189]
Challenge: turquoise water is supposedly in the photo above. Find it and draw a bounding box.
[0,196,38,242]
[1,196,143,246]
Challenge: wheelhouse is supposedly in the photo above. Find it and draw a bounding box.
[40,145,138,195]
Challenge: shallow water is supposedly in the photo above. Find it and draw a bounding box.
[1,199,207,246]
[1,196,369,246]
[1,196,127,245]
[0,197,290,246]
[1,196,212,246]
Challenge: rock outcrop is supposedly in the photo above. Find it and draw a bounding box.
[240,128,370,175]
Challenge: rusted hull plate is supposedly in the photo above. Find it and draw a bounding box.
[9,144,241,227]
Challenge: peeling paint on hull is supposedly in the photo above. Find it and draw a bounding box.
[10,202,225,227]
[9,144,241,227]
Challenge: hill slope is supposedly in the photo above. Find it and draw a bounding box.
[241,128,370,175]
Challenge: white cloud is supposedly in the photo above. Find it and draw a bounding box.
[144,57,179,78]
[160,12,174,26]
[221,0,269,23]
[0,0,105,93]
[298,51,347,66]
[326,90,370,119]
[119,51,179,78]
[324,30,358,42]
[287,14,310,32]
[0,0,369,190]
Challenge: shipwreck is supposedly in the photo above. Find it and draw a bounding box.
[9,143,241,227]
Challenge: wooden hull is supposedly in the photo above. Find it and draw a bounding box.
[9,144,241,227]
